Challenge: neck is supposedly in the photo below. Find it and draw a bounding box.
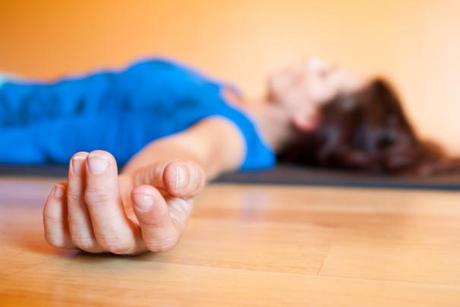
[242,98,294,152]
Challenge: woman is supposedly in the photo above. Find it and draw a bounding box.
[0,57,453,254]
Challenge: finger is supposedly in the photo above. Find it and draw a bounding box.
[67,151,103,253]
[166,197,194,234]
[136,160,206,198]
[164,161,206,198]
[132,185,182,252]
[43,183,74,248]
[84,150,138,254]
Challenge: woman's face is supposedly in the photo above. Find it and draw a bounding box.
[267,58,367,116]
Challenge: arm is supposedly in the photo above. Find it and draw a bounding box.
[122,116,245,180]
[42,117,246,255]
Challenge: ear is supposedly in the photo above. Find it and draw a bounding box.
[290,112,319,133]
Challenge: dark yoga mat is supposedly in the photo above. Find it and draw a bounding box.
[1,163,460,191]
[217,165,460,191]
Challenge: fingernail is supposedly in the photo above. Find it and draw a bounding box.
[71,154,86,175]
[54,185,64,198]
[175,165,188,189]
[88,154,109,175]
[134,193,154,212]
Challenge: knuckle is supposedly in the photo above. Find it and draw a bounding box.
[145,237,178,252]
[97,235,133,255]
[67,191,81,202]
[72,235,99,252]
[84,189,112,205]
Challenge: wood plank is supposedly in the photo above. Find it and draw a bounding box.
[1,177,460,306]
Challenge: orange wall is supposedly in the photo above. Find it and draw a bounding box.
[1,0,460,153]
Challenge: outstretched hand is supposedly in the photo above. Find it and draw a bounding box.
[43,150,206,255]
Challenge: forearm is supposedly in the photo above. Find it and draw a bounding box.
[121,117,245,181]
[121,135,220,180]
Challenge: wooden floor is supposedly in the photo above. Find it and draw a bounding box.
[1,176,460,306]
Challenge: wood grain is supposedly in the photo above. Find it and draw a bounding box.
[1,176,460,306]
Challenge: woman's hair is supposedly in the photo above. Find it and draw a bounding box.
[277,79,460,176]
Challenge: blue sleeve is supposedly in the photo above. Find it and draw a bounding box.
[136,58,277,171]
[222,107,276,171]
[0,57,276,169]
[198,94,276,171]
[127,58,277,171]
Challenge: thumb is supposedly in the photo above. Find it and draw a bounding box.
[131,185,180,252]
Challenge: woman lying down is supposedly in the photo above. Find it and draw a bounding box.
[1,57,458,254]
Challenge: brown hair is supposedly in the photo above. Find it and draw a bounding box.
[277,79,460,176]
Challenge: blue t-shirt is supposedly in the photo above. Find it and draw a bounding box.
[0,58,275,170]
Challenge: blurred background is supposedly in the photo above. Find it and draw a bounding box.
[1,0,459,154]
